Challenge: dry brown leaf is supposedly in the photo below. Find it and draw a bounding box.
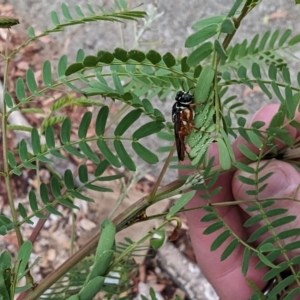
[79,218,97,231]
[16,61,29,70]
[0,28,8,40]
[3,231,18,247]
[46,248,56,261]
[34,30,52,44]
[268,10,288,20]
[243,85,262,97]
[0,4,14,13]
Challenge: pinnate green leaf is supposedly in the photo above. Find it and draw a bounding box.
[247,224,269,243]
[278,29,291,47]
[114,140,135,171]
[251,63,261,79]
[58,55,67,77]
[61,118,71,144]
[85,184,112,193]
[128,50,145,62]
[114,109,142,136]
[282,66,291,85]
[43,60,52,86]
[214,39,227,62]
[142,99,154,114]
[200,213,218,222]
[96,106,109,136]
[146,50,161,64]
[50,11,60,26]
[7,151,17,168]
[18,203,32,224]
[210,230,231,251]
[259,243,278,252]
[78,111,92,139]
[244,214,264,227]
[65,63,84,76]
[132,142,158,164]
[29,191,46,219]
[288,33,300,46]
[26,68,38,93]
[285,241,300,251]
[78,141,100,164]
[76,49,85,62]
[235,162,255,174]
[257,252,278,269]
[185,24,218,48]
[132,121,164,140]
[166,191,195,219]
[258,30,271,51]
[242,247,251,275]
[17,241,32,278]
[58,198,79,209]
[270,215,296,228]
[227,0,243,17]
[163,52,176,68]
[31,128,41,155]
[220,18,235,34]
[194,66,214,103]
[51,176,61,198]
[217,138,231,170]
[94,160,110,177]
[97,140,120,168]
[278,228,300,240]
[64,169,74,190]
[64,145,85,158]
[19,140,28,162]
[113,48,129,62]
[112,72,124,94]
[16,78,26,102]
[186,42,213,66]
[192,15,225,30]
[203,221,224,235]
[257,79,272,99]
[221,238,239,261]
[4,92,13,108]
[97,50,114,63]
[45,126,55,148]
[238,144,258,161]
[78,164,88,183]
[83,55,98,67]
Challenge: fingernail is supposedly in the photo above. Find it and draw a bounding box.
[238,168,290,199]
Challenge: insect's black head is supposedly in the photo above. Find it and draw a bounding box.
[175,90,194,105]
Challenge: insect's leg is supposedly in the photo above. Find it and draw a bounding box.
[178,129,194,161]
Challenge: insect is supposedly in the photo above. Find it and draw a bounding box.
[172,90,195,161]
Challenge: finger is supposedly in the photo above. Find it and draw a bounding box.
[184,104,298,298]
[185,147,267,299]
[233,160,300,257]
[186,171,268,299]
[233,103,298,161]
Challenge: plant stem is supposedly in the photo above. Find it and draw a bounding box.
[1,30,23,247]
[20,178,184,300]
[22,140,294,299]
[222,0,257,52]
[148,142,176,198]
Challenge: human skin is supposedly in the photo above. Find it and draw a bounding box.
[184,104,300,299]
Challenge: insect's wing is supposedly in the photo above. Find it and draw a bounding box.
[174,114,185,161]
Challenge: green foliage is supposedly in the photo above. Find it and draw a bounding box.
[2,0,300,299]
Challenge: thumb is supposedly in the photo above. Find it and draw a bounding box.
[232,160,295,202]
[232,160,300,247]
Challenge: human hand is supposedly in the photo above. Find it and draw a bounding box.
[184,104,300,299]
